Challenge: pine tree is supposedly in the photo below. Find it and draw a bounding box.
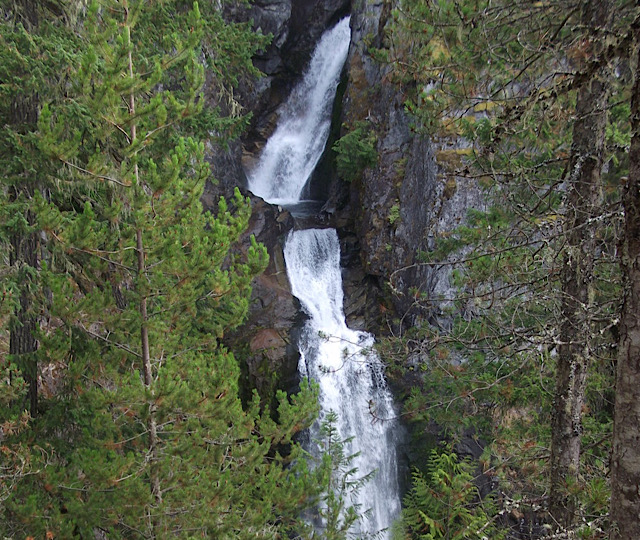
[310,410,375,540]
[0,2,83,528]
[2,1,324,537]
[0,0,82,418]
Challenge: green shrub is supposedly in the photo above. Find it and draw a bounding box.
[393,449,502,540]
[333,122,378,182]
[389,203,401,225]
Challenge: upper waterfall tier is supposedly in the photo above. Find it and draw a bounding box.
[246,17,350,205]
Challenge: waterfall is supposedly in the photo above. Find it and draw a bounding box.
[246,18,350,205]
[285,229,401,537]
[246,17,401,538]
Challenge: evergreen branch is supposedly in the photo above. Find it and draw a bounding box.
[165,339,219,361]
[58,484,115,493]
[79,323,141,358]
[103,115,132,143]
[486,7,578,102]
[389,210,621,294]
[115,520,147,538]
[49,231,136,272]
[62,160,131,187]
[146,287,233,319]
[138,44,194,79]
[141,121,176,145]
[496,9,640,129]
[416,273,557,308]
[372,356,531,423]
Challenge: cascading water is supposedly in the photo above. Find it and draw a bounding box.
[246,18,351,205]
[284,229,401,537]
[246,17,401,538]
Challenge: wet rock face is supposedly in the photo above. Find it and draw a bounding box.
[284,0,351,75]
[242,0,351,78]
[233,0,351,153]
[327,0,484,332]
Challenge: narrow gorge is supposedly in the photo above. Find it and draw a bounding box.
[209,0,482,533]
[202,0,495,533]
[245,18,402,536]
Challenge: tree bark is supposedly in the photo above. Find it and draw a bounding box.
[609,18,640,540]
[549,0,611,529]
[7,0,41,419]
[124,3,162,529]
[9,206,40,418]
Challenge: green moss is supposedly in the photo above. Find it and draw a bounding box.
[435,148,472,172]
[443,177,457,199]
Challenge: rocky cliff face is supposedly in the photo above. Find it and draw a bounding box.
[204,0,484,396]
[225,197,303,399]
[325,0,484,333]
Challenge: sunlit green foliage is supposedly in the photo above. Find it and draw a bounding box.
[0,1,324,537]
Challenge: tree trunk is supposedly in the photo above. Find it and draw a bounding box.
[9,206,40,418]
[124,3,162,529]
[609,18,640,540]
[8,0,41,418]
[549,0,610,528]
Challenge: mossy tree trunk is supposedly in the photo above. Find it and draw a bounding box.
[7,0,42,418]
[610,17,640,540]
[549,0,611,529]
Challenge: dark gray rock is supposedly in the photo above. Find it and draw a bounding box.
[233,0,351,151]
[203,139,248,197]
[326,0,431,329]
[324,0,484,333]
[282,0,351,75]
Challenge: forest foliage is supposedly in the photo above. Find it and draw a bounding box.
[374,0,639,538]
[0,0,339,537]
[3,0,640,539]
